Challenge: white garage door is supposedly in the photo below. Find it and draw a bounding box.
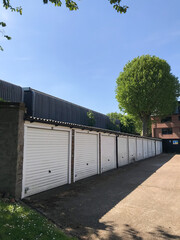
[75,131,99,181]
[147,140,152,157]
[156,141,161,155]
[160,141,163,153]
[152,140,156,156]
[143,139,148,159]
[118,136,128,166]
[137,138,143,161]
[23,125,70,198]
[101,135,116,173]
[129,137,136,163]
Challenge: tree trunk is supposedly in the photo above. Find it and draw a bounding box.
[142,116,149,137]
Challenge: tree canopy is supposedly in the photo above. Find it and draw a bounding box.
[1,0,128,51]
[43,0,129,13]
[116,55,180,136]
[107,112,141,134]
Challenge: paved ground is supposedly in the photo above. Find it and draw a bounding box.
[24,154,180,240]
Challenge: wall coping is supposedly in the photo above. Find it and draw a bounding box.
[25,116,162,141]
[0,102,25,110]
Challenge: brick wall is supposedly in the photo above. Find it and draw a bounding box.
[152,114,180,139]
[0,102,25,198]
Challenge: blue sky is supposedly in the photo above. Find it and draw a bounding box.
[0,0,180,114]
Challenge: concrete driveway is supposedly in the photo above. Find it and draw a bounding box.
[24,154,180,240]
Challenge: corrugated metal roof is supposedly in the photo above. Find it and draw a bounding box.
[23,87,110,116]
[23,88,111,129]
[0,79,23,102]
[25,115,161,141]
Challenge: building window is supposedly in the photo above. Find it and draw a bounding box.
[162,128,172,135]
[161,117,172,123]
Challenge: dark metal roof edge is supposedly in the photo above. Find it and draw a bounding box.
[25,116,162,141]
[0,79,22,89]
[0,102,24,106]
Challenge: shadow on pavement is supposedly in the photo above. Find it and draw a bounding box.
[67,223,180,239]
[24,154,178,239]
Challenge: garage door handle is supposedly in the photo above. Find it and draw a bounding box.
[108,159,110,161]
[86,163,89,165]
[25,187,29,194]
[49,170,51,173]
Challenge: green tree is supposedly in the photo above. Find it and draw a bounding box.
[1,0,22,51]
[1,0,128,51]
[116,55,180,136]
[43,0,128,13]
[87,110,95,126]
[107,112,141,134]
[107,112,121,131]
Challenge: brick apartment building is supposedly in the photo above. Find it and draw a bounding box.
[151,101,180,153]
